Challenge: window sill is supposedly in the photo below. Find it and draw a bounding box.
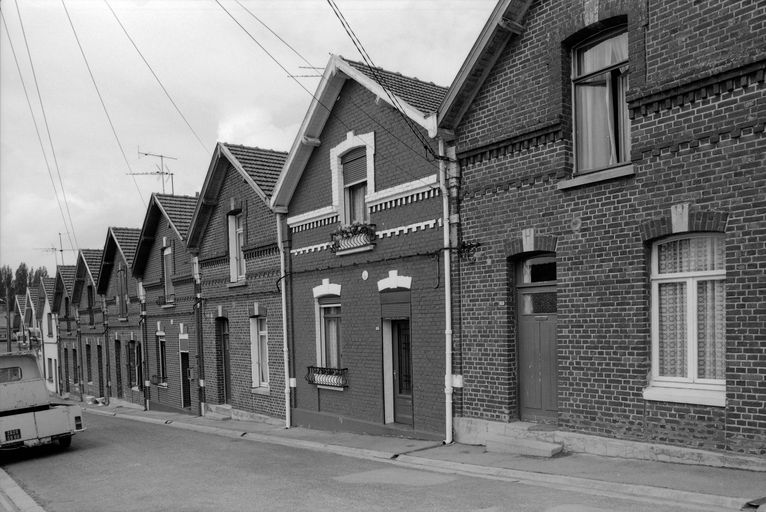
[643,385,725,407]
[557,164,634,190]
[227,280,247,289]
[316,385,345,392]
[335,244,374,256]
[251,386,270,395]
[156,382,168,388]
[160,303,176,309]
[118,318,129,323]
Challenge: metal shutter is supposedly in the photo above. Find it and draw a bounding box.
[342,147,367,184]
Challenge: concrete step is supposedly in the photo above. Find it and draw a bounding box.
[204,403,232,420]
[486,433,563,458]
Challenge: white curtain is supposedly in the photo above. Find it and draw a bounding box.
[697,280,725,379]
[659,281,687,377]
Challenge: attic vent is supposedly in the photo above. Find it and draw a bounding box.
[162,237,168,248]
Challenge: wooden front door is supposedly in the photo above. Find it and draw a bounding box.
[114,341,123,398]
[392,320,413,425]
[180,352,191,408]
[517,255,558,422]
[217,319,231,404]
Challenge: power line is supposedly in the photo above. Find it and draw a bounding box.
[216,0,440,192]
[325,0,441,161]
[103,0,209,155]
[61,0,147,208]
[0,10,75,253]
[13,0,80,251]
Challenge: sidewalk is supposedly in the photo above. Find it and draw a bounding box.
[3,397,765,512]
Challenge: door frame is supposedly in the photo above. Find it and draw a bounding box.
[515,253,558,422]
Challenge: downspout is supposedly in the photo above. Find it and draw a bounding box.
[75,310,84,402]
[193,256,206,416]
[54,313,62,395]
[276,213,291,429]
[38,316,47,388]
[139,280,149,411]
[439,138,454,445]
[102,296,111,405]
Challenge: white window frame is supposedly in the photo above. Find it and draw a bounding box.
[329,131,375,224]
[344,178,368,224]
[318,304,342,369]
[228,214,246,283]
[162,246,174,302]
[571,29,630,174]
[644,234,726,406]
[250,316,269,388]
[158,335,167,384]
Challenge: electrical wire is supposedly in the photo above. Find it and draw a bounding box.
[104,0,209,155]
[0,10,76,253]
[217,0,440,191]
[61,0,146,208]
[13,0,79,251]
[326,0,441,161]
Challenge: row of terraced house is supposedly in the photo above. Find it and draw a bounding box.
[32,0,766,460]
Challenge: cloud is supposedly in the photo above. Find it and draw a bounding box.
[216,108,298,152]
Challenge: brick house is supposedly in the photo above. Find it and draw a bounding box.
[186,143,287,421]
[270,55,450,438]
[438,0,766,456]
[37,276,58,393]
[71,249,105,399]
[52,265,76,396]
[97,227,144,407]
[132,193,199,413]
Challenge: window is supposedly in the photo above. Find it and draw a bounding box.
[572,30,629,173]
[163,246,175,303]
[86,344,93,383]
[47,358,54,382]
[72,348,78,383]
[342,147,369,224]
[250,317,269,388]
[65,297,71,332]
[87,285,95,326]
[228,214,246,282]
[647,234,726,405]
[0,367,22,383]
[47,313,53,336]
[320,304,342,368]
[118,265,129,317]
[158,336,167,384]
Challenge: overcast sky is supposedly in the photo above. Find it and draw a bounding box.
[0,0,494,273]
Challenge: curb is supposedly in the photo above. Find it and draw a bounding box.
[87,407,746,511]
[0,468,45,512]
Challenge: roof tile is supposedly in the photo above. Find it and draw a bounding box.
[222,144,287,197]
[111,228,141,267]
[154,194,198,239]
[80,249,104,285]
[343,58,448,114]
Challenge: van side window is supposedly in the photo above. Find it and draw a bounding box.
[0,367,22,383]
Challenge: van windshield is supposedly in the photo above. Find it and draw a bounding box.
[0,367,22,383]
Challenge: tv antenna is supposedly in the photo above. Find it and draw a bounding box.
[129,148,177,194]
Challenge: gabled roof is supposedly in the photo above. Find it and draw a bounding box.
[186,143,287,250]
[345,59,447,115]
[25,287,39,316]
[52,265,76,312]
[437,0,533,133]
[270,54,448,211]
[15,294,26,317]
[39,277,56,313]
[133,193,198,277]
[73,249,103,305]
[97,227,141,294]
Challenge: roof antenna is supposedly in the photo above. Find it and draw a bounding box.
[129,147,177,194]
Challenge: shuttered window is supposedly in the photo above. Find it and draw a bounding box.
[381,290,411,319]
[341,147,367,184]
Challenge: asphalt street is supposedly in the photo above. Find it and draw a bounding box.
[0,414,726,512]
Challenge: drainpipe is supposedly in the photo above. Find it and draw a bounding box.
[439,138,454,445]
[139,281,149,411]
[75,309,84,402]
[102,296,111,406]
[276,213,291,429]
[54,313,62,395]
[193,256,206,416]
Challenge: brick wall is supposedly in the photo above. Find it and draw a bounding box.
[286,78,447,435]
[452,0,766,455]
[196,164,284,420]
